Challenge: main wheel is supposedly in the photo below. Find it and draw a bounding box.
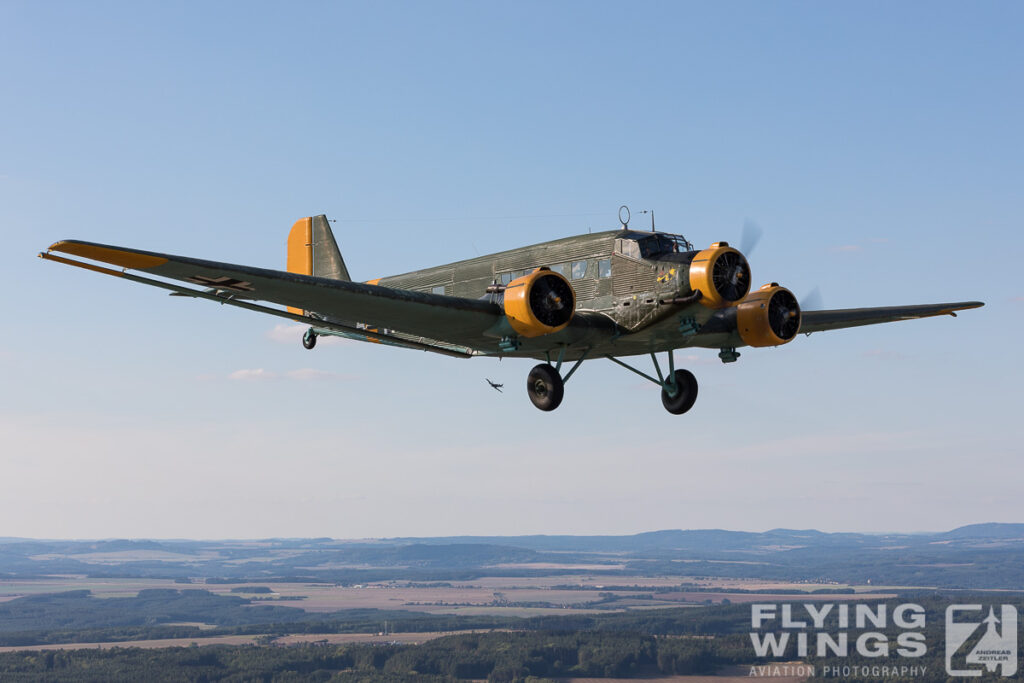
[302,329,317,350]
[661,369,698,415]
[527,364,564,411]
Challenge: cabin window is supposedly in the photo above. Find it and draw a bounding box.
[552,263,570,278]
[616,239,641,259]
[499,272,513,285]
[431,285,446,295]
[598,258,611,278]
[571,260,588,279]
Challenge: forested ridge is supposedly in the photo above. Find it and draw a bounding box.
[4,524,1024,588]
[0,589,757,647]
[1,596,1020,681]
[0,631,744,682]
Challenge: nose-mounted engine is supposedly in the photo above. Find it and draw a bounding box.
[503,267,575,337]
[688,242,752,307]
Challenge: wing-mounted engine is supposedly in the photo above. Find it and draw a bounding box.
[736,283,801,346]
[688,242,752,307]
[504,268,575,337]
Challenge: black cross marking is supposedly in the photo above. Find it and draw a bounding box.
[187,275,255,292]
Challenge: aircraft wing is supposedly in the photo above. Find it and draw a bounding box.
[41,240,511,355]
[800,301,983,334]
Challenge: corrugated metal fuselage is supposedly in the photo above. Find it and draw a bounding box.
[372,229,741,359]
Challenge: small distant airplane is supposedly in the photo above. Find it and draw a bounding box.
[40,210,982,415]
[485,379,504,393]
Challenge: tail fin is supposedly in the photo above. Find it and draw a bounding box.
[287,214,350,314]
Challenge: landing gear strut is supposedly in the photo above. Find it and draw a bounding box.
[302,328,317,350]
[525,347,587,412]
[606,350,699,415]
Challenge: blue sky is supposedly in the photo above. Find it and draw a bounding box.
[1,1,1021,539]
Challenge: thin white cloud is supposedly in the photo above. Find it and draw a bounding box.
[227,368,352,382]
[266,324,304,344]
[266,324,349,346]
[229,368,276,381]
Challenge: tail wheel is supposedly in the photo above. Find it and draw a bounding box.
[302,329,317,350]
[661,369,698,415]
[527,364,564,411]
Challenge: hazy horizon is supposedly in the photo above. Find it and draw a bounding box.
[3,521,1022,543]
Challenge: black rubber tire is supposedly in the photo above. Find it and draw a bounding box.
[302,330,317,350]
[527,364,564,411]
[661,369,698,415]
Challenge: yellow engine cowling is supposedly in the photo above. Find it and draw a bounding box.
[736,283,802,347]
[504,268,575,337]
[688,242,752,308]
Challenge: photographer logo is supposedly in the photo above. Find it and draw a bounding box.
[945,605,1017,677]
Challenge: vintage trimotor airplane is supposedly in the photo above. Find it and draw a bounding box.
[40,210,982,415]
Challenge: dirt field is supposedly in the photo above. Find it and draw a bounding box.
[653,591,897,604]
[0,577,192,599]
[0,635,264,652]
[0,575,899,620]
[489,562,629,571]
[0,630,476,653]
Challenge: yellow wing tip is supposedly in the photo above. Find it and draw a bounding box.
[47,239,74,251]
[45,241,168,270]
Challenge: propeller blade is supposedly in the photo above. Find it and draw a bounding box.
[801,286,824,311]
[741,219,764,256]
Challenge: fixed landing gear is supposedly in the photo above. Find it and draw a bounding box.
[527,364,563,411]
[607,350,700,415]
[661,369,698,415]
[524,348,587,413]
[302,328,317,350]
[521,348,699,415]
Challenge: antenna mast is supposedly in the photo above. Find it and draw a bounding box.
[639,209,655,232]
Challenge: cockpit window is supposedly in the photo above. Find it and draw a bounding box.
[617,233,693,260]
[638,235,675,257]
